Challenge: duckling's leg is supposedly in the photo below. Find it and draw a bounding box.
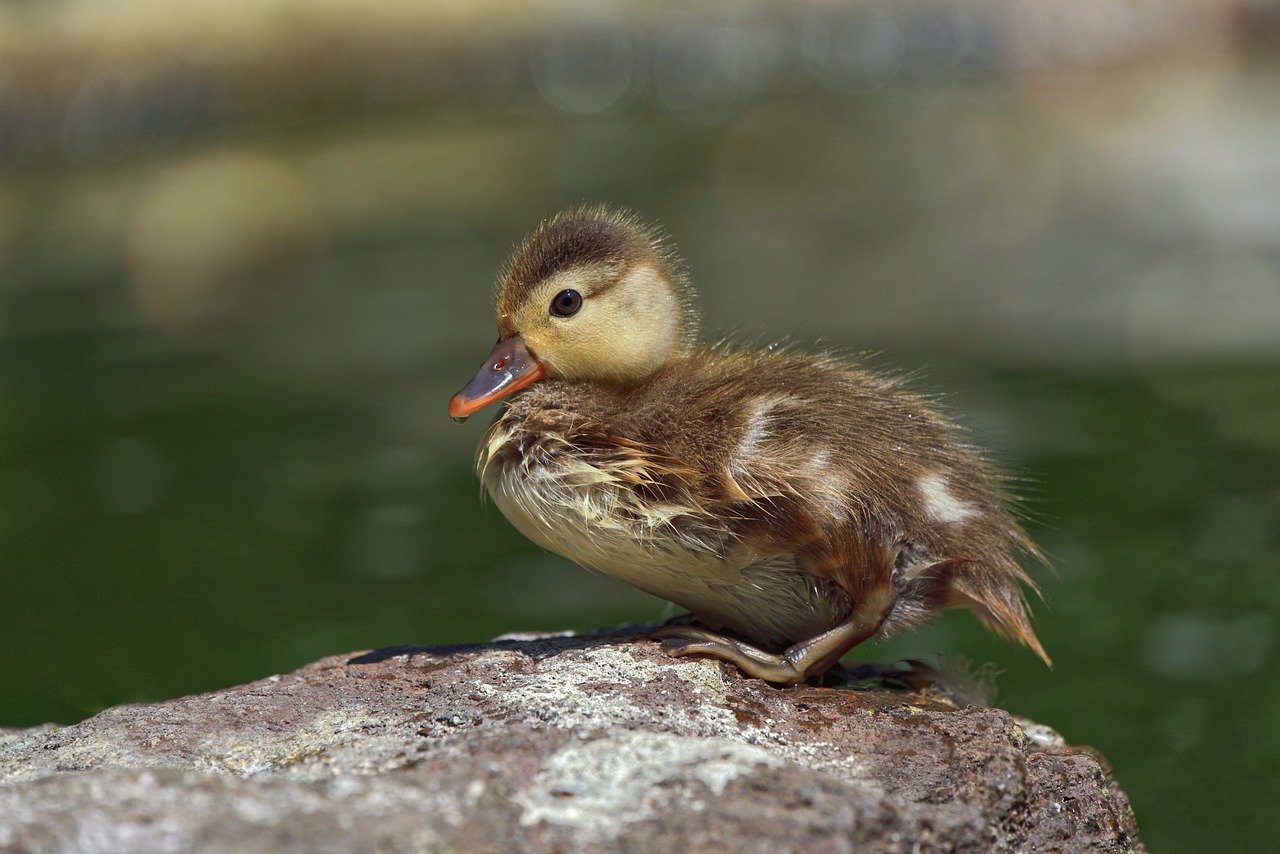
[651,585,896,685]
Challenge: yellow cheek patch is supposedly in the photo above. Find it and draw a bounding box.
[507,263,682,383]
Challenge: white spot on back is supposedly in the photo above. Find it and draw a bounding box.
[730,396,795,477]
[803,449,848,521]
[919,473,975,524]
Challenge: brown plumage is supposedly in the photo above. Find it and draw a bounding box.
[450,205,1049,684]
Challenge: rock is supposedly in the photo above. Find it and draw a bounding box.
[0,628,1142,853]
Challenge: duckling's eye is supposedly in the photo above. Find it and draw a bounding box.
[550,288,583,318]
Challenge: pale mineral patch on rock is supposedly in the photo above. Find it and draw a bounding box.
[514,730,783,839]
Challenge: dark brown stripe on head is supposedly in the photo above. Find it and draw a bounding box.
[513,213,643,285]
[498,207,654,317]
[493,204,700,345]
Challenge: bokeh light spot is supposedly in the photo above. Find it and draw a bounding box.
[531,24,635,114]
[97,436,169,516]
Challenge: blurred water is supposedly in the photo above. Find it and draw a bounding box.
[2,2,1279,851]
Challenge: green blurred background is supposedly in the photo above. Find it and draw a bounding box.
[2,1,1278,849]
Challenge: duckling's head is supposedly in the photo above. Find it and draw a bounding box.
[449,205,699,419]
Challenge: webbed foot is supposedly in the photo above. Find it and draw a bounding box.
[649,622,869,686]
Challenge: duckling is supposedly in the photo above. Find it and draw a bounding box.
[449,205,1049,684]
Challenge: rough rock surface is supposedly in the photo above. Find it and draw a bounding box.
[0,628,1142,853]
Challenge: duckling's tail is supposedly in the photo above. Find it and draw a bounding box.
[950,565,1052,667]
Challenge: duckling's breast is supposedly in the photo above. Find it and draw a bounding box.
[477,414,850,650]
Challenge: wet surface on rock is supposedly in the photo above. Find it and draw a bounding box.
[0,628,1142,852]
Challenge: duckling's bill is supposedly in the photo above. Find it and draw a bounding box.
[449,335,547,422]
